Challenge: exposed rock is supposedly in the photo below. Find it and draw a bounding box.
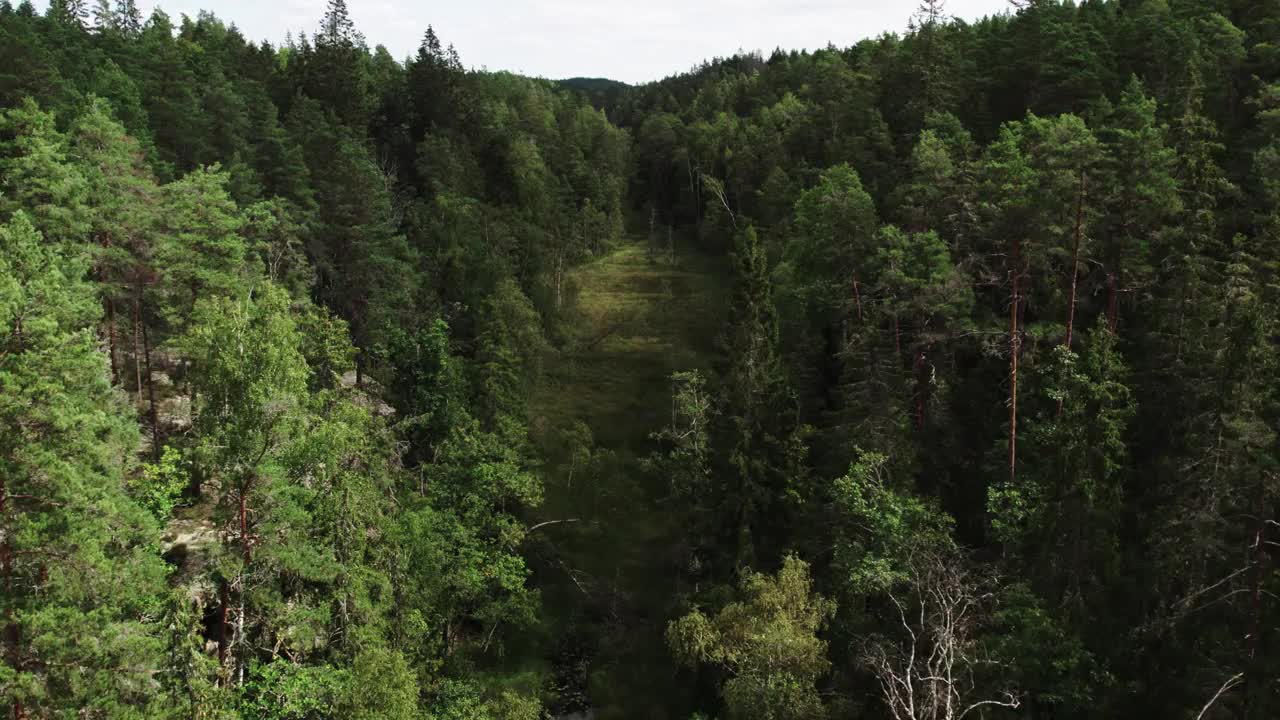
[340,370,396,417]
[158,394,192,431]
[162,515,221,601]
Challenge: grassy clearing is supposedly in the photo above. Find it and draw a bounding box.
[533,239,725,450]
[525,234,727,719]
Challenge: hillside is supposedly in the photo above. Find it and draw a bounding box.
[556,77,632,111]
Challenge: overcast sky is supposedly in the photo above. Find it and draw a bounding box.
[35,0,1015,84]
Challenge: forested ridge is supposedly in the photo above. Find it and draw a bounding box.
[0,0,1278,718]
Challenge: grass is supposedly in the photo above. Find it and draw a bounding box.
[524,233,727,719]
[532,238,725,451]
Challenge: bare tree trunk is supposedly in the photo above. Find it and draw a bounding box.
[236,580,246,686]
[132,299,144,403]
[1064,172,1086,350]
[217,582,229,673]
[1106,271,1120,335]
[913,348,929,429]
[236,486,252,686]
[554,248,565,311]
[1058,174,1087,418]
[1009,239,1022,484]
[1245,478,1268,719]
[142,314,160,461]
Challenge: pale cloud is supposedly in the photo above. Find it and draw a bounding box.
[35,0,1014,84]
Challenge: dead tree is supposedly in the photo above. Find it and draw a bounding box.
[861,549,1021,720]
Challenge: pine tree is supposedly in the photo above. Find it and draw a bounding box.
[977,122,1036,484]
[67,98,161,406]
[0,99,91,247]
[0,213,169,716]
[154,166,253,330]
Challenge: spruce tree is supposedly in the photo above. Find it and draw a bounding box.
[114,0,140,35]
[718,224,805,569]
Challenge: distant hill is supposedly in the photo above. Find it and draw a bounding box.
[557,77,631,112]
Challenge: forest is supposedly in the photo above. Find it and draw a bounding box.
[0,0,1278,717]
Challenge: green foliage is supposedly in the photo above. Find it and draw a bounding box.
[3,2,1280,717]
[155,166,254,327]
[133,445,187,520]
[668,557,835,720]
[0,98,91,246]
[783,163,877,317]
[831,450,953,595]
[239,660,345,720]
[0,212,169,715]
[338,649,420,720]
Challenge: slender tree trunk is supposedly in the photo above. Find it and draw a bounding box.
[554,248,564,311]
[1058,173,1087,418]
[852,277,864,324]
[1106,271,1120,334]
[913,348,929,429]
[1245,477,1268,719]
[218,582,229,673]
[236,581,246,686]
[1,478,19,720]
[132,299,143,402]
[1009,239,1022,484]
[142,314,160,461]
[104,297,119,383]
[648,207,656,263]
[236,485,252,686]
[1064,172,1086,350]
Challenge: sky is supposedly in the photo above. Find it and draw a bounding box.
[35,0,1015,84]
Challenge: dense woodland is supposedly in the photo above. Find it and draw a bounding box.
[0,0,1278,717]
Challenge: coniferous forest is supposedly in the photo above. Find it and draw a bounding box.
[2,0,1280,717]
